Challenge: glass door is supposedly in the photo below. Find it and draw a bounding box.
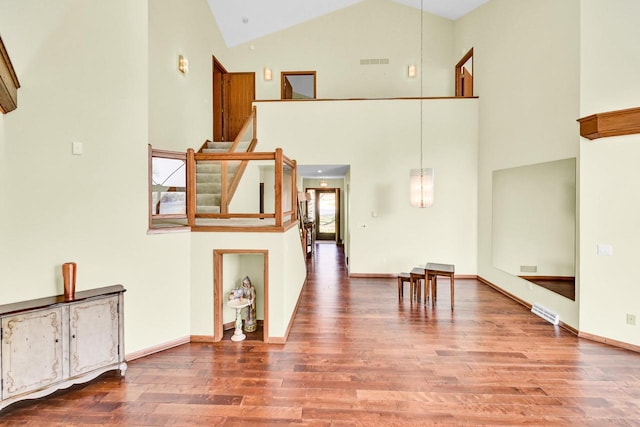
[314,189,339,241]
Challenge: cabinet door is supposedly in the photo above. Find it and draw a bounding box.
[69,296,119,376]
[1,308,64,398]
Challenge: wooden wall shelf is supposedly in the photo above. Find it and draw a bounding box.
[578,107,640,140]
[0,36,20,114]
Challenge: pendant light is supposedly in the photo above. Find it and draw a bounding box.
[409,0,434,208]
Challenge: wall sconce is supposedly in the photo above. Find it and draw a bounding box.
[263,67,272,81]
[409,168,434,208]
[178,55,188,74]
[408,64,417,78]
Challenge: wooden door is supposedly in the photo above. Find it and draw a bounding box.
[283,76,293,99]
[455,48,474,97]
[462,67,473,97]
[224,72,255,142]
[212,58,255,142]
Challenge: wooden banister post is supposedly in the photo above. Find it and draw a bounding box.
[187,149,196,227]
[275,148,283,227]
[291,159,298,223]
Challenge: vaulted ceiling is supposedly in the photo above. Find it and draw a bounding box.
[207,0,489,47]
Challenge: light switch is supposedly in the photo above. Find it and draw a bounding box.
[72,141,83,155]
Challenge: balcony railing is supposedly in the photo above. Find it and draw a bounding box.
[186,148,298,232]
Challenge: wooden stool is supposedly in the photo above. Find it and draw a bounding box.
[425,262,455,309]
[410,267,427,302]
[397,273,411,298]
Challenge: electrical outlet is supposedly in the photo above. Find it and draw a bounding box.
[626,314,636,326]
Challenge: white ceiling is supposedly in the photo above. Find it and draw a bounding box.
[207,0,488,179]
[207,0,489,48]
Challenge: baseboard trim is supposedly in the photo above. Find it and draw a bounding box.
[190,335,215,343]
[350,273,476,279]
[267,277,307,344]
[579,331,640,353]
[125,335,190,361]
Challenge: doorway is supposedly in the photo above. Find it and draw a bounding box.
[213,250,269,342]
[281,71,316,99]
[455,48,474,97]
[212,56,256,142]
[306,188,340,242]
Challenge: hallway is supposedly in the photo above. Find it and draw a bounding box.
[2,243,640,425]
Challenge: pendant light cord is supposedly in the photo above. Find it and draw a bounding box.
[419,0,424,172]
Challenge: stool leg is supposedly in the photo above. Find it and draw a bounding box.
[398,277,402,298]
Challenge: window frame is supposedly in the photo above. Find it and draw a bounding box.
[148,146,189,231]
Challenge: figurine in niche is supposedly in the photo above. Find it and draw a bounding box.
[228,276,257,333]
[241,276,257,332]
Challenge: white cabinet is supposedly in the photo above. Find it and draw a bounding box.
[1,307,64,399]
[0,285,126,411]
[69,296,120,376]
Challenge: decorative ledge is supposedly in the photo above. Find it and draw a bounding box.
[0,35,20,114]
[578,107,640,140]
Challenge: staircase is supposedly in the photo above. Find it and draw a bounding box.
[195,140,251,215]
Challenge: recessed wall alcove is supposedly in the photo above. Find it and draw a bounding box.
[213,250,268,342]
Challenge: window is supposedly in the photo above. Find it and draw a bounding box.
[149,146,188,230]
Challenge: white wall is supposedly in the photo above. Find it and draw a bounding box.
[455,0,581,327]
[579,0,640,346]
[256,99,478,275]
[149,0,227,150]
[190,228,306,340]
[219,0,455,100]
[0,0,191,354]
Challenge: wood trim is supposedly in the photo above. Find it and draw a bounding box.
[348,273,476,279]
[280,70,316,100]
[254,96,477,103]
[190,335,215,343]
[125,336,190,361]
[267,278,307,344]
[213,250,269,343]
[579,331,640,353]
[274,148,283,227]
[0,35,20,114]
[477,276,579,335]
[455,48,473,97]
[578,107,640,140]
[477,276,532,309]
[518,275,574,282]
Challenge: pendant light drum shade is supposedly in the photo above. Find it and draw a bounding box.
[410,168,434,208]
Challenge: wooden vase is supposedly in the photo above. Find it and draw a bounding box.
[62,262,77,300]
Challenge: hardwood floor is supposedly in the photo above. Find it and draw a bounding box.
[2,243,640,425]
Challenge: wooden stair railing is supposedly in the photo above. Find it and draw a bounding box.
[187,148,298,230]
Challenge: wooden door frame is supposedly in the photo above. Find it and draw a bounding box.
[308,187,340,242]
[281,71,317,99]
[213,249,269,343]
[212,56,228,141]
[455,48,473,97]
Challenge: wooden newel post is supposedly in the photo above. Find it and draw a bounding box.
[275,148,283,227]
[187,148,196,227]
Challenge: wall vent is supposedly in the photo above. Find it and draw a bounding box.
[520,265,537,273]
[531,303,559,325]
[360,58,390,66]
